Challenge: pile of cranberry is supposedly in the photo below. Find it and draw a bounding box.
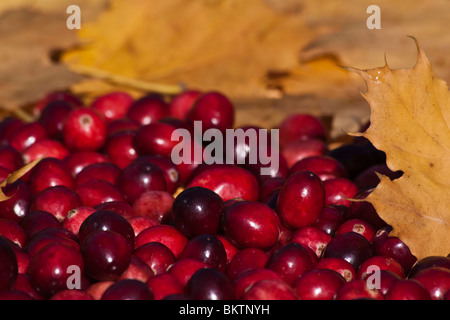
[0,90,449,300]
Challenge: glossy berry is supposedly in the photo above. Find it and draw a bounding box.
[279,113,327,149]
[167,258,210,287]
[335,218,376,242]
[133,122,179,159]
[282,138,327,168]
[184,268,235,300]
[169,90,202,120]
[134,225,188,258]
[20,210,61,238]
[293,269,346,300]
[226,248,269,280]
[9,122,48,152]
[31,186,83,221]
[127,95,169,126]
[289,226,332,258]
[101,279,153,300]
[28,157,75,195]
[90,91,134,123]
[408,255,450,278]
[0,179,32,223]
[75,179,125,207]
[356,256,405,279]
[289,156,348,181]
[412,267,450,300]
[104,131,138,169]
[132,190,174,224]
[385,279,431,300]
[172,187,224,238]
[241,279,298,300]
[133,242,176,275]
[22,139,69,163]
[38,100,75,138]
[75,162,121,186]
[179,234,227,272]
[323,178,359,207]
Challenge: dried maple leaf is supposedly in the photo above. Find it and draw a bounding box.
[351,38,450,260]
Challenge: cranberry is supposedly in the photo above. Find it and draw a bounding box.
[28,157,75,195]
[313,205,346,236]
[38,100,75,139]
[76,179,125,207]
[0,117,23,147]
[222,201,280,250]
[335,218,376,242]
[384,279,431,300]
[172,186,224,238]
[282,139,327,168]
[132,190,174,224]
[241,279,298,300]
[244,147,289,184]
[62,151,109,177]
[276,171,325,228]
[90,91,134,123]
[357,256,405,279]
[168,258,210,287]
[323,178,358,207]
[133,122,179,159]
[33,91,82,117]
[62,107,107,151]
[226,248,269,280]
[289,155,349,182]
[267,243,314,285]
[374,236,417,273]
[216,235,239,262]
[118,255,154,282]
[0,179,32,222]
[408,255,450,278]
[233,268,283,299]
[75,162,120,186]
[293,269,346,300]
[146,274,183,300]
[0,237,18,292]
[346,189,388,230]
[116,158,167,203]
[78,210,135,249]
[31,185,83,221]
[94,201,137,219]
[81,230,132,281]
[50,289,93,300]
[127,94,169,125]
[0,146,24,171]
[179,234,227,272]
[27,242,84,298]
[85,281,114,300]
[139,155,180,194]
[107,118,139,136]
[184,268,235,300]
[376,270,402,296]
[134,225,188,258]
[187,164,259,202]
[101,279,153,300]
[128,216,159,236]
[104,130,138,169]
[0,219,27,248]
[279,113,326,149]
[133,242,176,275]
[289,226,332,258]
[412,267,450,300]
[22,139,69,163]
[9,122,48,152]
[259,177,285,203]
[62,206,96,236]
[186,91,234,132]
[169,90,202,120]
[20,210,61,238]
[335,279,383,300]
[13,274,42,300]
[25,229,79,258]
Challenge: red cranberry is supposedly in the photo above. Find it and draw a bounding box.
[31,185,83,221]
[139,155,180,194]
[408,255,450,278]
[128,216,159,236]
[94,201,137,219]
[62,151,109,177]
[376,270,402,296]
[335,279,383,300]
[90,91,134,123]
[0,219,26,248]
[76,179,125,207]
[134,225,188,258]
[78,210,135,249]
[279,113,326,149]
[0,237,18,292]
[107,118,139,136]
[244,147,289,184]
[146,273,183,300]
[293,269,346,300]
[81,230,132,281]
[0,179,32,222]
[289,156,349,181]
[118,255,154,283]
[28,157,75,195]
[222,201,280,250]
[22,139,69,163]
[335,218,376,242]
[62,107,107,151]
[374,236,417,273]
[127,94,169,125]
[33,91,82,117]
[101,279,153,300]
[0,117,24,147]
[357,256,405,279]
[168,258,210,287]
[267,242,314,285]
[13,274,42,300]
[104,130,138,169]
[289,226,332,258]
[323,178,358,207]
[385,279,431,300]
[25,230,79,258]
[133,122,178,159]
[0,146,24,171]
[282,139,327,168]
[313,205,346,236]
[226,248,269,280]
[184,268,235,300]
[412,267,450,300]
[132,190,173,224]
[186,91,234,132]
[187,164,259,202]
[172,186,224,238]
[233,268,283,299]
[134,242,176,275]
[62,206,96,236]
[9,122,48,152]
[116,159,167,203]
[27,242,84,298]
[20,210,61,238]
[169,90,202,120]
[75,162,120,186]
[50,289,93,300]
[323,232,373,270]
[179,234,227,272]
[241,279,298,300]
[216,235,239,263]
[276,171,325,228]
[38,100,74,139]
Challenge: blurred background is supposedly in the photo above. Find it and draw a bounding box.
[0,0,448,142]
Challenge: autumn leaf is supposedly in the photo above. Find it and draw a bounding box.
[352,37,450,260]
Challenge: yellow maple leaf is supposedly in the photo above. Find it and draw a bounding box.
[352,37,450,260]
